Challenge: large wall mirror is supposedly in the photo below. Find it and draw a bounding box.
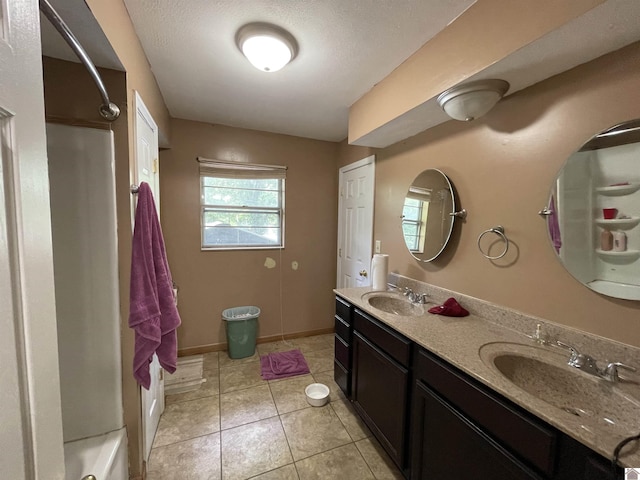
[545,119,640,300]
[402,169,464,262]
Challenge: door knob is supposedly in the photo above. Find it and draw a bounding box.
[359,270,368,277]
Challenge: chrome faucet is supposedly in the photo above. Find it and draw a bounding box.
[556,341,601,376]
[403,287,429,304]
[555,341,637,382]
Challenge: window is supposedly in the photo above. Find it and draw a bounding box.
[199,158,286,250]
[402,186,430,253]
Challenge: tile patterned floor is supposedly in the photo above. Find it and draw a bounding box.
[147,334,404,480]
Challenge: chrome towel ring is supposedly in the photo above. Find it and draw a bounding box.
[477,226,509,259]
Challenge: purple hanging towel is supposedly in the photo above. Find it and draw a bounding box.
[128,182,181,389]
[549,195,562,254]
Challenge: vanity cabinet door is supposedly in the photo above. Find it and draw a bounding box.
[411,380,541,480]
[334,296,353,398]
[352,331,409,470]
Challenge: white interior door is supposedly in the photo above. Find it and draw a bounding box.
[0,0,65,478]
[337,155,375,288]
[133,91,164,462]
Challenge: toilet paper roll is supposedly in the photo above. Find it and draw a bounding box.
[371,254,389,291]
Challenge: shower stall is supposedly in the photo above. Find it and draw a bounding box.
[47,122,128,480]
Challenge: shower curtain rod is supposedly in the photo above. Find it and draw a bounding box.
[39,0,120,121]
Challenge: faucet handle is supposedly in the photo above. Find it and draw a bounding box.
[603,362,637,382]
[414,293,430,304]
[555,341,581,364]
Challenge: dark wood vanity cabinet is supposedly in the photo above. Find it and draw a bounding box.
[351,308,412,473]
[334,296,353,398]
[411,348,622,480]
[333,296,622,480]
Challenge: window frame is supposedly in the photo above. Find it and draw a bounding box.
[198,158,286,251]
[402,197,428,254]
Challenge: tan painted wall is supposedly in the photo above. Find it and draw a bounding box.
[86,0,171,147]
[336,139,377,169]
[160,119,339,350]
[348,0,605,143]
[362,42,640,348]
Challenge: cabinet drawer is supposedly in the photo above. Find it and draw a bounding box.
[354,309,411,367]
[335,315,350,343]
[335,296,352,324]
[335,334,350,368]
[416,349,556,477]
[334,359,350,396]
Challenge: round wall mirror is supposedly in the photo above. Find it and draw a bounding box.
[402,169,463,262]
[545,119,640,300]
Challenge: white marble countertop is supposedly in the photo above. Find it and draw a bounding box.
[334,286,640,468]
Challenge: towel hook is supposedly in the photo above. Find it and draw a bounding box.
[477,226,509,260]
[538,206,552,217]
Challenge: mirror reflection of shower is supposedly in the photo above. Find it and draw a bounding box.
[546,118,640,300]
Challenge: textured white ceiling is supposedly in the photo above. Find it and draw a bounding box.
[40,0,640,145]
[120,0,476,142]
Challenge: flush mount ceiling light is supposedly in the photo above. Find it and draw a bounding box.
[236,23,298,73]
[437,79,510,122]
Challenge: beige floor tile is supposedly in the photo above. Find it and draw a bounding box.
[221,417,293,480]
[203,351,220,376]
[219,361,264,393]
[147,433,221,480]
[220,384,278,430]
[219,349,260,369]
[295,443,375,480]
[269,374,315,414]
[165,374,220,405]
[153,396,220,448]
[331,399,371,441]
[303,348,334,374]
[257,340,298,355]
[249,463,299,479]
[280,404,352,460]
[311,371,346,403]
[293,334,334,353]
[355,438,404,480]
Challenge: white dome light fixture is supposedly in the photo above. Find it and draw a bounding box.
[236,23,298,73]
[437,79,510,122]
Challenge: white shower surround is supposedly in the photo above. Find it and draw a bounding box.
[557,141,640,299]
[47,123,127,479]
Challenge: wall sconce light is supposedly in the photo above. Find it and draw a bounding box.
[236,23,298,73]
[437,79,510,121]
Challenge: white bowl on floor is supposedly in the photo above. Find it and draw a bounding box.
[305,383,330,407]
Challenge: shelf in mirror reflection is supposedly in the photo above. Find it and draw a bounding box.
[595,183,640,196]
[595,248,640,258]
[594,217,640,229]
[587,280,640,301]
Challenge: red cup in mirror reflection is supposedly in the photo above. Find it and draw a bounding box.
[603,208,618,219]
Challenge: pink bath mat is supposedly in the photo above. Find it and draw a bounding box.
[260,349,310,380]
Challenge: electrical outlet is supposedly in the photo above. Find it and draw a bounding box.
[375,240,381,253]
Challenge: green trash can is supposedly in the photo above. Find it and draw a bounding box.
[222,306,260,359]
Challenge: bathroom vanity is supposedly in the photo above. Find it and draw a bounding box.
[333,278,638,479]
